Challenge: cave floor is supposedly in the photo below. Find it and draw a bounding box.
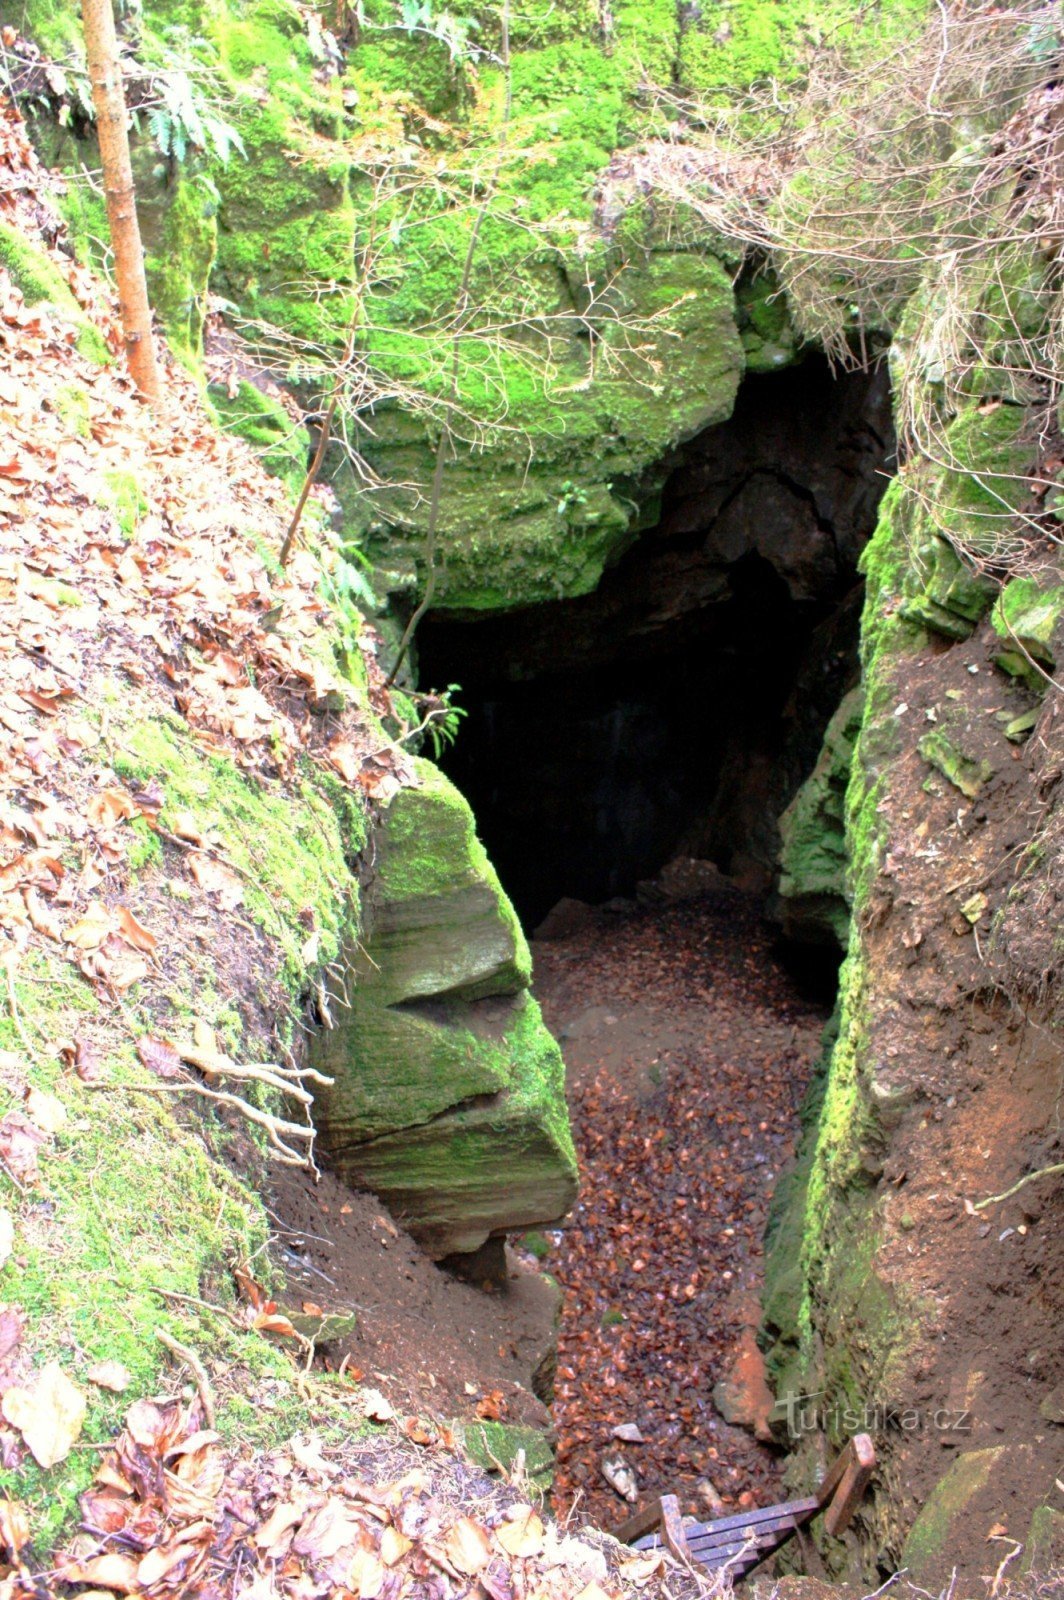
[532,879,828,1530]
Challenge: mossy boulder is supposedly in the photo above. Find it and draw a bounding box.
[901,1447,1008,1582]
[312,760,577,1256]
[991,575,1064,686]
[898,530,996,641]
[777,686,863,948]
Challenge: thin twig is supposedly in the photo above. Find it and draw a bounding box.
[973,1160,1064,1211]
[156,1328,217,1426]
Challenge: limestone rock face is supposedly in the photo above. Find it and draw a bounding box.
[312,760,577,1257]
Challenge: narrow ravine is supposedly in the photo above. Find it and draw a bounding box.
[531,870,829,1530]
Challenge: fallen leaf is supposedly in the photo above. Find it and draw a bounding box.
[573,1583,615,1600]
[0,1306,24,1364]
[0,1210,13,1270]
[401,1415,437,1446]
[24,887,63,941]
[252,1310,301,1339]
[290,1435,335,1476]
[57,1553,139,1593]
[188,852,243,908]
[114,905,157,953]
[0,1112,47,1185]
[1,1361,86,1467]
[362,1388,395,1424]
[24,1086,66,1133]
[446,1516,493,1574]
[64,903,115,950]
[348,1547,385,1599]
[254,1498,304,1553]
[0,1498,29,1559]
[476,1389,505,1421]
[620,1553,664,1586]
[86,1360,132,1393]
[137,1036,183,1079]
[87,789,140,829]
[381,1526,412,1566]
[496,1508,544,1559]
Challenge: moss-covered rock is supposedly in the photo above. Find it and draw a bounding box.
[777,686,863,949]
[207,379,309,495]
[898,529,996,641]
[991,575,1064,686]
[456,1418,556,1495]
[901,1447,1007,1581]
[312,760,577,1256]
[0,220,109,363]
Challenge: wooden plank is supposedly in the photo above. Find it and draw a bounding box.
[614,1435,875,1581]
[683,1496,820,1543]
[612,1499,667,1547]
[823,1434,876,1537]
[659,1496,691,1563]
[687,1511,808,1556]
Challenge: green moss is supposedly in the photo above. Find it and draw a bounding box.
[0,952,278,1551]
[208,379,309,494]
[918,729,994,799]
[991,575,1064,684]
[96,469,149,538]
[145,171,218,359]
[457,1419,555,1494]
[54,383,91,438]
[0,221,109,364]
[902,1449,1003,1578]
[111,709,360,993]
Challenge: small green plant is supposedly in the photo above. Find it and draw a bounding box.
[398,0,481,64]
[555,480,589,521]
[319,535,377,676]
[140,59,245,170]
[419,684,466,758]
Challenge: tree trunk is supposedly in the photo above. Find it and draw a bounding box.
[80,0,161,402]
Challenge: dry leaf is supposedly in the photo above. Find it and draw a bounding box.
[291,1435,335,1476]
[254,1498,304,1554]
[87,789,140,828]
[58,1553,140,1593]
[620,1553,664,1586]
[573,1583,616,1600]
[446,1516,493,1574]
[0,1306,24,1363]
[64,903,114,950]
[24,887,63,941]
[496,1508,545,1559]
[114,905,157,952]
[24,1085,66,1133]
[86,1360,132,1393]
[188,852,243,908]
[252,1310,301,1339]
[1,1360,86,1467]
[381,1526,412,1566]
[137,1035,183,1079]
[0,1498,29,1558]
[348,1547,385,1599]
[362,1388,395,1423]
[0,1112,47,1185]
[401,1415,437,1446]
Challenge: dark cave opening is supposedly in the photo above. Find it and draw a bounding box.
[418,357,894,956]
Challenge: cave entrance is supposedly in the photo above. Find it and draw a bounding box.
[418,357,893,955]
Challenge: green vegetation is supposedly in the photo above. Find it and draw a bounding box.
[0,221,109,362]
